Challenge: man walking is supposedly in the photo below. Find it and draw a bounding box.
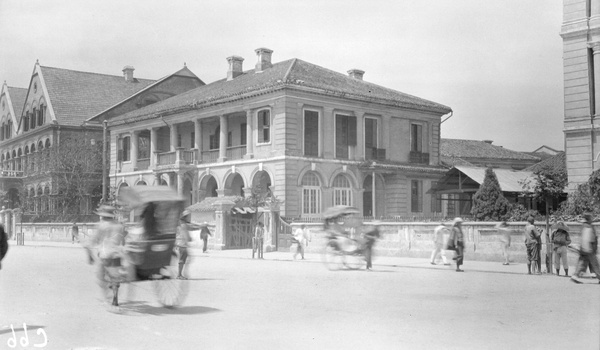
[199,222,212,253]
[253,222,264,259]
[292,224,310,260]
[450,217,465,272]
[430,222,450,265]
[571,213,600,284]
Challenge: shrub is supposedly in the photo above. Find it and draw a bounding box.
[471,167,511,221]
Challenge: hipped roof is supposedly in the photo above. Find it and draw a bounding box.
[429,166,534,194]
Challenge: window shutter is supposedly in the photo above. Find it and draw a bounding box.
[348,116,357,146]
[304,111,319,156]
[258,112,265,143]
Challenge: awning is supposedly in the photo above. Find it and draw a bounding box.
[428,166,534,195]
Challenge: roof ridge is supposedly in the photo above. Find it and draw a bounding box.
[40,65,156,82]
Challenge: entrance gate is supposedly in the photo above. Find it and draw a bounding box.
[226,214,253,249]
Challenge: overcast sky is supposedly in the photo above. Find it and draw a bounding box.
[0,0,564,152]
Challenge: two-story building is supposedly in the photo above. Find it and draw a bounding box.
[0,61,204,218]
[103,48,453,219]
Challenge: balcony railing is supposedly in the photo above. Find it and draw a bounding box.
[365,147,386,161]
[201,150,219,163]
[409,151,430,164]
[156,149,196,167]
[226,145,246,161]
[137,158,150,170]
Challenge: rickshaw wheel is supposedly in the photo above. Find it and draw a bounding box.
[152,264,189,308]
[343,252,364,270]
[322,244,344,271]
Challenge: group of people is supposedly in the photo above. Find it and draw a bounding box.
[430,214,600,282]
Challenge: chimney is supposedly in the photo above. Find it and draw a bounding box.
[348,69,365,80]
[255,48,273,72]
[122,66,135,82]
[227,56,244,81]
[483,140,493,144]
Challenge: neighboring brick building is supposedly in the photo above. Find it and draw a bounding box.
[561,0,600,190]
[104,48,453,220]
[0,61,203,218]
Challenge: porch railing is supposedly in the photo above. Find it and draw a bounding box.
[137,158,150,170]
[201,150,219,163]
[226,145,246,160]
[156,149,196,166]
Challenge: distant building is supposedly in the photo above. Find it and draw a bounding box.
[440,139,540,170]
[561,1,600,190]
[0,62,203,218]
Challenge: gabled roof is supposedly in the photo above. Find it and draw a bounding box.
[532,145,562,154]
[441,139,540,161]
[7,86,27,118]
[38,65,155,126]
[86,65,204,123]
[525,151,566,174]
[109,58,452,126]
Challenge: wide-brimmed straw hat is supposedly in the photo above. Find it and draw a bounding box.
[452,217,463,225]
[95,205,116,218]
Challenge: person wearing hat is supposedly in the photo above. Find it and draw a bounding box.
[430,222,450,266]
[524,216,541,275]
[176,210,196,280]
[571,213,600,284]
[363,221,381,270]
[496,221,512,265]
[450,217,465,272]
[551,221,571,276]
[199,222,212,253]
[253,222,264,259]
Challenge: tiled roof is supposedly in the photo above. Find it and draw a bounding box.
[441,139,540,161]
[40,66,155,126]
[7,86,27,118]
[440,156,475,168]
[109,58,452,125]
[524,151,566,173]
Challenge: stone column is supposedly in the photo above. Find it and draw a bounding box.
[150,128,157,167]
[323,107,334,158]
[194,119,202,162]
[218,115,228,162]
[262,202,280,252]
[170,124,178,152]
[244,110,254,159]
[356,112,365,160]
[212,199,235,250]
[131,130,139,170]
[176,171,184,198]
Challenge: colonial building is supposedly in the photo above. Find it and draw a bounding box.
[440,138,540,170]
[561,0,600,190]
[104,48,453,221]
[0,61,203,219]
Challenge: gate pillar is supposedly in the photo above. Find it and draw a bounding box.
[261,201,280,252]
[212,199,235,250]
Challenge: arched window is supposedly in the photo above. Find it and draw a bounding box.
[0,123,4,141]
[301,172,321,217]
[38,105,45,126]
[30,108,36,129]
[332,174,352,206]
[7,120,12,139]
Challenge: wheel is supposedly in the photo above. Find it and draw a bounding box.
[152,263,189,308]
[343,252,365,270]
[322,243,344,271]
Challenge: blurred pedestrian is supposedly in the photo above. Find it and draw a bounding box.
[292,224,310,260]
[176,210,194,280]
[71,222,79,244]
[571,213,600,284]
[0,224,8,270]
[524,216,541,275]
[496,221,511,265]
[199,222,212,253]
[449,217,465,272]
[430,222,450,265]
[551,221,571,276]
[253,222,264,259]
[363,221,381,271]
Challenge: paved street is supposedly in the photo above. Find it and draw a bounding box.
[1,243,599,350]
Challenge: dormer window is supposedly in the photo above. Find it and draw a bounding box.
[257,109,270,144]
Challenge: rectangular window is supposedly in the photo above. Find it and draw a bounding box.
[411,124,423,152]
[257,110,270,143]
[302,188,321,216]
[411,180,423,213]
[191,132,195,148]
[333,188,352,206]
[177,134,182,148]
[23,114,29,132]
[227,131,232,147]
[138,131,150,159]
[241,123,247,145]
[365,118,378,159]
[430,181,442,213]
[31,108,36,129]
[335,114,357,159]
[304,110,319,157]
[119,136,131,162]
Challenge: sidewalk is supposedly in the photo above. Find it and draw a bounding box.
[14,239,557,276]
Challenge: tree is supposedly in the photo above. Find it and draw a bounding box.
[47,133,103,219]
[470,167,511,221]
[520,164,568,273]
